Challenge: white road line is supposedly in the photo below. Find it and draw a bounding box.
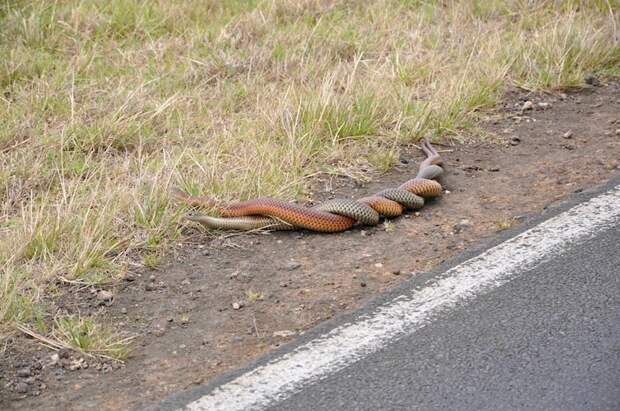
[183,185,620,411]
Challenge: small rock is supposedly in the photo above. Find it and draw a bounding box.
[149,275,156,281]
[273,330,296,338]
[120,307,127,314]
[615,129,620,136]
[559,93,568,100]
[563,130,573,139]
[15,382,28,394]
[145,283,156,292]
[151,319,168,337]
[509,136,521,146]
[97,290,113,304]
[232,302,243,310]
[391,270,401,276]
[374,262,383,268]
[537,102,551,109]
[453,219,472,234]
[68,357,85,371]
[488,167,500,172]
[360,281,367,287]
[16,368,31,378]
[285,261,302,271]
[180,279,190,286]
[584,73,600,86]
[49,353,59,366]
[521,101,533,111]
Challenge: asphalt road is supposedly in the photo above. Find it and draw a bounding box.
[272,220,620,410]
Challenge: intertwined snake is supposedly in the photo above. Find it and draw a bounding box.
[174,139,444,232]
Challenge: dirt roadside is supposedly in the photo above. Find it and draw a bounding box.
[1,81,619,410]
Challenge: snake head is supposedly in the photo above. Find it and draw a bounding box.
[183,212,203,221]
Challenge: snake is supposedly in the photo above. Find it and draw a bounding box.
[173,139,444,232]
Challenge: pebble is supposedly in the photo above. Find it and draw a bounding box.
[16,368,31,378]
[374,262,383,268]
[584,73,600,86]
[521,101,533,111]
[149,275,156,281]
[180,279,190,286]
[15,382,28,394]
[453,219,472,234]
[360,282,367,287]
[145,283,156,291]
[537,102,551,109]
[232,302,243,310]
[285,261,302,271]
[563,130,573,139]
[391,270,401,276]
[120,307,127,314]
[49,353,59,366]
[151,319,168,337]
[509,136,521,146]
[97,290,113,303]
[615,129,620,135]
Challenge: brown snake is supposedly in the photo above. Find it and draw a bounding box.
[174,139,444,232]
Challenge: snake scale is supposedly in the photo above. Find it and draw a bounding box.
[174,139,444,232]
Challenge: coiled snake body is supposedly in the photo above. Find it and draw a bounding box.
[174,139,444,232]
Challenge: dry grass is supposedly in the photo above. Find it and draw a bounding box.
[1,0,619,351]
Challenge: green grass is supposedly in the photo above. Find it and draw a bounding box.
[52,314,133,361]
[1,0,619,353]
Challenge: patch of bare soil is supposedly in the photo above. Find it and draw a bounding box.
[2,81,619,410]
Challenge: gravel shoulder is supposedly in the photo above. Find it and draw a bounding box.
[2,82,619,410]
